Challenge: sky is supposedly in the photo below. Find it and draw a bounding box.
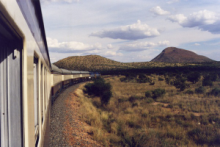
[40,0,220,63]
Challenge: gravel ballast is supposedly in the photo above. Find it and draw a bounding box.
[49,84,103,147]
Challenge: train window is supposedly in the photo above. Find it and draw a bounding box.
[41,64,44,123]
[44,68,47,111]
[34,57,39,144]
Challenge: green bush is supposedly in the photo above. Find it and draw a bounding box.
[202,75,213,86]
[84,77,112,105]
[149,81,155,85]
[137,74,151,83]
[210,73,218,81]
[145,98,154,103]
[83,83,94,95]
[174,77,187,91]
[145,91,152,98]
[188,127,220,145]
[187,72,201,83]
[120,77,127,82]
[185,90,194,95]
[120,73,136,82]
[165,77,170,85]
[210,88,220,96]
[101,91,112,105]
[152,88,166,99]
[158,77,164,81]
[195,86,205,94]
[202,79,213,86]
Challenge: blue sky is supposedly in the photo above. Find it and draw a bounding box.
[40,0,220,62]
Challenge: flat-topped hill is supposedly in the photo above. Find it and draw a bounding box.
[151,47,213,63]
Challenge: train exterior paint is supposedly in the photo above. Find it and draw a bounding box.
[0,1,100,147]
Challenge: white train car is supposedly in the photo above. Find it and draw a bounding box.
[0,0,51,147]
[0,1,100,147]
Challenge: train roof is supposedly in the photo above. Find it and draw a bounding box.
[80,71,90,74]
[17,0,51,68]
[60,68,72,74]
[51,64,91,75]
[51,64,62,74]
[71,71,81,74]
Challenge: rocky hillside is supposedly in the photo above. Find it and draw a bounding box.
[54,55,133,71]
[151,47,213,63]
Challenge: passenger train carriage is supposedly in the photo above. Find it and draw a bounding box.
[0,1,99,147]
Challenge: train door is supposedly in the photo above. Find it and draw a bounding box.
[0,16,23,147]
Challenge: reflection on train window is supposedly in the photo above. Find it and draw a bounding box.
[34,57,39,145]
[41,64,44,123]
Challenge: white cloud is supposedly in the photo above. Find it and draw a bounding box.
[47,37,123,60]
[119,40,170,52]
[90,20,161,40]
[107,44,113,49]
[47,37,102,53]
[168,14,187,24]
[150,6,170,15]
[194,43,200,46]
[102,51,123,57]
[167,0,179,4]
[168,10,220,34]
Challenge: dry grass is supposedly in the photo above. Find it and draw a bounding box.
[77,75,220,147]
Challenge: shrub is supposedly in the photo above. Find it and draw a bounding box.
[145,98,154,103]
[84,77,112,105]
[120,74,136,82]
[202,75,213,86]
[165,77,170,85]
[202,79,213,86]
[152,88,166,99]
[174,77,187,91]
[188,127,220,145]
[120,77,127,82]
[187,72,201,83]
[128,96,136,103]
[125,73,136,80]
[83,83,94,95]
[101,91,112,105]
[210,88,220,96]
[123,131,148,147]
[138,73,145,78]
[149,81,155,85]
[185,90,194,95]
[210,73,218,81]
[195,86,205,94]
[145,91,152,98]
[158,77,164,81]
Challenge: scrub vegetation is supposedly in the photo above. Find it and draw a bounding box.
[78,69,220,147]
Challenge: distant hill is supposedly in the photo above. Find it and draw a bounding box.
[54,55,179,71]
[54,55,133,71]
[151,47,214,63]
[54,48,216,71]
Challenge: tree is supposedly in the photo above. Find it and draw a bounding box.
[202,76,213,86]
[84,77,112,105]
[174,76,187,91]
[187,72,201,83]
[152,88,166,99]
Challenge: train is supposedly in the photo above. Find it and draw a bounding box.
[0,1,99,147]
